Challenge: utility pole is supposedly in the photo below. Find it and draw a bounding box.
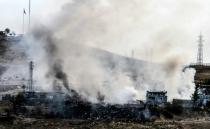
[29,61,34,92]
[197,33,204,65]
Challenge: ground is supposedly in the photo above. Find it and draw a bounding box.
[1,118,210,129]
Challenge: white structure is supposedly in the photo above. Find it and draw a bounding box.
[146,91,167,106]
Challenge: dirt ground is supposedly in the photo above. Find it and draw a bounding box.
[1,118,210,129]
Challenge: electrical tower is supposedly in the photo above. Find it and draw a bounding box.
[197,34,204,65]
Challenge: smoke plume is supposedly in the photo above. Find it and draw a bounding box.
[21,0,199,103]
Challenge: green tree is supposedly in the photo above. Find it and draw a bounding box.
[4,28,10,34]
[192,85,199,108]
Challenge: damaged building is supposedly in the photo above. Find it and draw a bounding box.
[146,91,167,106]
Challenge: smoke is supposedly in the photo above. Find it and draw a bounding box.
[21,0,200,103]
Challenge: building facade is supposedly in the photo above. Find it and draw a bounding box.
[146,91,167,106]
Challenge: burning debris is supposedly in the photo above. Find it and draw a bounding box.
[0,60,148,121]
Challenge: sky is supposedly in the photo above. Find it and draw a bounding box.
[0,0,42,32]
[0,0,67,33]
[0,0,210,63]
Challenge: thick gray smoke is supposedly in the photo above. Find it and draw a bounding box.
[22,0,198,103]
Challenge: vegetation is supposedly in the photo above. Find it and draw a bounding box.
[0,28,10,38]
[192,85,199,108]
